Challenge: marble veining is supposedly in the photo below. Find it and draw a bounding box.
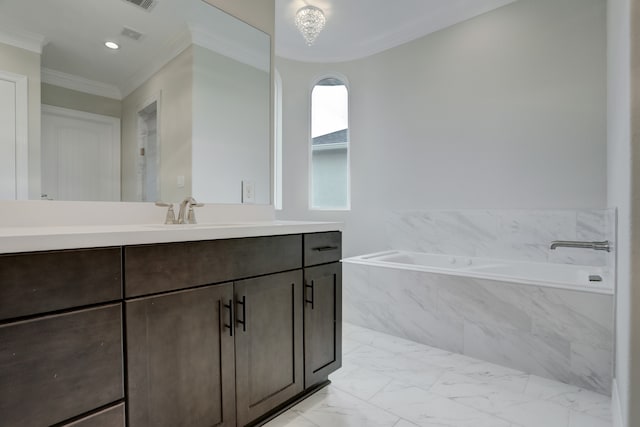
[343,262,613,394]
[384,209,615,268]
[264,324,611,427]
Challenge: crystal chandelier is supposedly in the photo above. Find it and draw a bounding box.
[295,5,326,46]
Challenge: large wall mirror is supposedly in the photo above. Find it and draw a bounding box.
[0,0,271,204]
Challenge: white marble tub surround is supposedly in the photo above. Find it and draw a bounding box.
[0,200,342,254]
[342,260,614,395]
[385,209,616,268]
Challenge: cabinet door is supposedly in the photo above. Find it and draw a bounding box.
[304,262,342,387]
[126,284,235,427]
[62,403,125,427]
[234,270,304,426]
[0,305,123,426]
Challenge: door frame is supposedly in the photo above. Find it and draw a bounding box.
[41,105,121,200]
[0,70,28,199]
[135,92,162,202]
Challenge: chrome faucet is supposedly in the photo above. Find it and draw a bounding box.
[177,197,204,224]
[549,240,611,252]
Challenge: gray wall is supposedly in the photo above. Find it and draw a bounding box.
[275,0,607,258]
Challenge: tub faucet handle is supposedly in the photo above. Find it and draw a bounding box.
[549,240,611,252]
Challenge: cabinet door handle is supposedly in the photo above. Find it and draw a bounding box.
[313,245,338,252]
[223,299,233,337]
[236,295,247,332]
[305,280,314,309]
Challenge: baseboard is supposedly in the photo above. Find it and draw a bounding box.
[612,378,625,427]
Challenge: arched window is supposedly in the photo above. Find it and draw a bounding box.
[310,77,350,210]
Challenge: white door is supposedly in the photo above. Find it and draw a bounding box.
[0,71,28,200]
[41,105,120,201]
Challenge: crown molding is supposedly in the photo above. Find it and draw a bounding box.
[120,27,192,98]
[0,27,46,54]
[41,68,122,100]
[189,23,270,72]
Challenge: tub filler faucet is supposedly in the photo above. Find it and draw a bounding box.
[549,240,611,252]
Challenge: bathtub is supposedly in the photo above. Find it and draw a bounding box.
[342,250,614,394]
[345,250,613,295]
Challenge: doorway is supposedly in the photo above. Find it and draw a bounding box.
[41,105,121,201]
[0,70,28,200]
[137,99,160,202]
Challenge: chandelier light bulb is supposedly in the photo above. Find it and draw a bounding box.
[295,5,326,46]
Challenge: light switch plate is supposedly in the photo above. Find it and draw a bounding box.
[242,180,255,204]
[177,175,185,188]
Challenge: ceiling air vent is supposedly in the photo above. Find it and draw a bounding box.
[121,27,144,41]
[122,0,156,12]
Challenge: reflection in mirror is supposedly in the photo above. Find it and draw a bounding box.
[0,0,271,204]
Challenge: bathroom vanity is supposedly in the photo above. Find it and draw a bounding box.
[0,223,342,427]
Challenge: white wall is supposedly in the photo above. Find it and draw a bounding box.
[0,42,41,199]
[276,0,607,257]
[121,47,194,203]
[192,45,270,204]
[608,0,640,425]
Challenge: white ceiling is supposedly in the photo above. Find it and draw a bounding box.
[0,0,268,99]
[276,0,518,63]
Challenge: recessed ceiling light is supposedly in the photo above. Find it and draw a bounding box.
[105,41,120,50]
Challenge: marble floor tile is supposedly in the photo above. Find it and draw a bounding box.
[369,381,512,427]
[492,399,571,427]
[393,419,421,427]
[267,324,611,427]
[456,360,530,393]
[330,366,394,401]
[262,411,319,427]
[569,410,612,427]
[524,375,612,420]
[428,372,532,414]
[291,387,400,427]
[342,338,364,355]
[344,345,446,390]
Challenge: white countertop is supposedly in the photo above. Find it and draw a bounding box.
[0,221,343,254]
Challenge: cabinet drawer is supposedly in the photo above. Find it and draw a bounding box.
[0,304,124,427]
[124,235,302,297]
[0,248,122,321]
[304,232,342,266]
[62,404,125,427]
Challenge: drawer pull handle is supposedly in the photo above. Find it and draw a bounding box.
[236,296,247,332]
[223,299,233,337]
[313,245,338,252]
[305,280,314,309]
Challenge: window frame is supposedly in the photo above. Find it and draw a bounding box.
[308,73,351,211]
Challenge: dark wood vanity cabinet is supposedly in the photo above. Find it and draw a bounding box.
[234,270,304,426]
[61,403,126,427]
[124,237,308,427]
[303,262,342,387]
[0,231,341,427]
[126,284,236,427]
[0,247,124,427]
[303,232,343,389]
[0,304,124,427]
